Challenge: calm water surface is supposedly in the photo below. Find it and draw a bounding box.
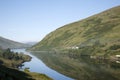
[12,49,74,80]
[12,48,120,80]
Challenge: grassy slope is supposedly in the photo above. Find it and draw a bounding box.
[0,65,52,80]
[0,36,30,49]
[30,6,120,53]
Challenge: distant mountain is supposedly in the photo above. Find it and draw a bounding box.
[0,36,30,49]
[25,42,38,46]
[29,6,120,56]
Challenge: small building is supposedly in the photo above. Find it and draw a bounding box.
[116,61,120,63]
[90,56,97,59]
[71,46,79,49]
[116,55,120,58]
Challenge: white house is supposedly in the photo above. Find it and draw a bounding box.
[71,46,79,49]
[116,55,120,58]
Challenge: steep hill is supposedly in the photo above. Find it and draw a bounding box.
[30,6,120,55]
[0,36,30,49]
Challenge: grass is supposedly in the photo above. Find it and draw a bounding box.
[29,6,120,57]
[0,65,52,80]
[26,72,53,80]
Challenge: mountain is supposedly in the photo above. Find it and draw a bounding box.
[0,36,30,49]
[25,42,38,46]
[29,6,120,56]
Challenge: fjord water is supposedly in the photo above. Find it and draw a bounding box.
[31,51,120,80]
[12,49,73,80]
[12,49,120,80]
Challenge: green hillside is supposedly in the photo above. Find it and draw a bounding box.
[30,6,120,56]
[0,36,30,49]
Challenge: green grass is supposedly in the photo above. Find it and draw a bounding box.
[29,6,120,56]
[26,72,53,80]
[0,65,52,80]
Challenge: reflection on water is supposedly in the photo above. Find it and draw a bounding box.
[12,49,74,80]
[31,51,120,80]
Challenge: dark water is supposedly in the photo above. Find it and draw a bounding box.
[12,49,74,80]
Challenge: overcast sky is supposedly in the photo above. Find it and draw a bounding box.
[0,0,120,42]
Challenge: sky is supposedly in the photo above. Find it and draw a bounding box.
[0,0,120,43]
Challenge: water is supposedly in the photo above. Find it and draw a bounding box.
[31,51,120,80]
[12,48,74,80]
